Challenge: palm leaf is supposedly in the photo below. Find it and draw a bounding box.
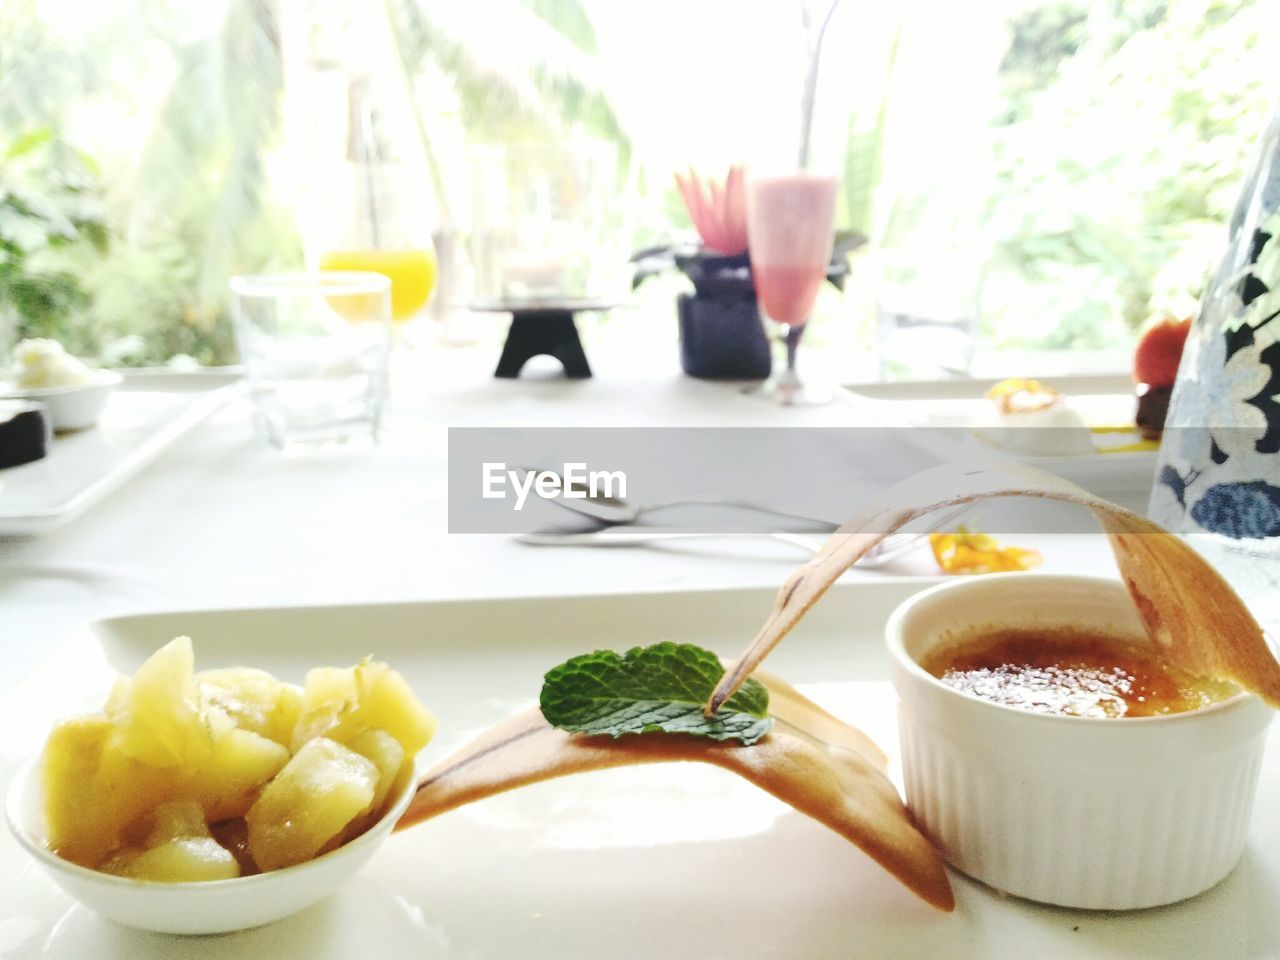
[389,0,629,165]
[841,28,900,239]
[123,0,283,317]
[197,0,282,311]
[522,0,598,53]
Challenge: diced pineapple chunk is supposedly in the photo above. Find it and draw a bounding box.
[41,638,433,879]
[181,728,289,821]
[111,637,216,768]
[352,662,436,757]
[347,727,405,816]
[276,684,303,738]
[41,716,117,867]
[289,667,357,750]
[145,799,208,845]
[41,716,180,867]
[245,737,378,871]
[291,659,435,759]
[329,728,408,849]
[197,668,302,747]
[105,801,241,882]
[106,837,239,883]
[40,680,285,865]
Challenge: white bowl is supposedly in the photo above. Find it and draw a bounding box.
[887,573,1273,910]
[1,371,121,431]
[4,756,418,935]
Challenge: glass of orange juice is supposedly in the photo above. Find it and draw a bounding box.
[319,249,437,323]
[317,71,440,327]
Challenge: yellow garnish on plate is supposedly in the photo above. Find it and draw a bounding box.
[1088,426,1161,454]
[928,527,1043,575]
[985,378,1062,415]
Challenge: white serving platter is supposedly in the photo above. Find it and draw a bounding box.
[840,375,1161,509]
[0,370,242,536]
[1,581,1277,959]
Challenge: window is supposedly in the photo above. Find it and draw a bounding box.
[1,0,1273,378]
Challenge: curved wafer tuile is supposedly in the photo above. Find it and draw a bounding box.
[706,463,1280,715]
[1094,507,1280,696]
[398,671,953,912]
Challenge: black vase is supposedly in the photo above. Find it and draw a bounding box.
[632,239,855,383]
[673,249,771,381]
[678,293,772,380]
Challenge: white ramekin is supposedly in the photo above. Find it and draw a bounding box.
[887,573,1273,910]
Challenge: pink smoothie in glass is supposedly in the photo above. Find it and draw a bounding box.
[746,172,838,327]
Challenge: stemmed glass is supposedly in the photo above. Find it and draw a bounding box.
[745,171,839,405]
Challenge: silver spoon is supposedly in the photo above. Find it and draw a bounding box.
[513,465,841,532]
[515,508,972,566]
[516,525,827,554]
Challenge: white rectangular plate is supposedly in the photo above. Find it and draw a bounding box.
[0,370,241,535]
[1,581,1277,959]
[840,375,1160,507]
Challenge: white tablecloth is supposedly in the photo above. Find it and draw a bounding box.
[0,345,1119,692]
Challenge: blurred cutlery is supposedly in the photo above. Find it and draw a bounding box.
[513,466,839,531]
[511,468,972,566]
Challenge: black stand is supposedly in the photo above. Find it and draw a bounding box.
[493,308,593,379]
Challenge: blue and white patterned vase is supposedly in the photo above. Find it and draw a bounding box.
[1150,104,1280,629]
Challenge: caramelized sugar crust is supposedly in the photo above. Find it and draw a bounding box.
[922,627,1238,719]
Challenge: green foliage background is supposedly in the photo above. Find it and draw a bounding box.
[0,0,623,367]
[0,0,1273,366]
[982,0,1273,348]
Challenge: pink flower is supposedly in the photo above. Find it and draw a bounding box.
[674,166,748,256]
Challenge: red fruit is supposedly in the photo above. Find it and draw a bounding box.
[1133,316,1192,387]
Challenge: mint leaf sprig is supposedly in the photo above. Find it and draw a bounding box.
[539,642,772,746]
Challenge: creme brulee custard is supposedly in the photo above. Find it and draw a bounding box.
[890,574,1272,910]
[921,627,1238,718]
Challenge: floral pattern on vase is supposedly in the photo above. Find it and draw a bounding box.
[1151,104,1280,543]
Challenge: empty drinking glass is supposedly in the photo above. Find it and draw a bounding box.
[230,272,392,449]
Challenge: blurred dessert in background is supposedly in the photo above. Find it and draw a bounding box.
[11,338,96,389]
[976,378,1094,456]
[4,338,120,432]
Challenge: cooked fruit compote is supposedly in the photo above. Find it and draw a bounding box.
[39,637,435,880]
[921,628,1238,718]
